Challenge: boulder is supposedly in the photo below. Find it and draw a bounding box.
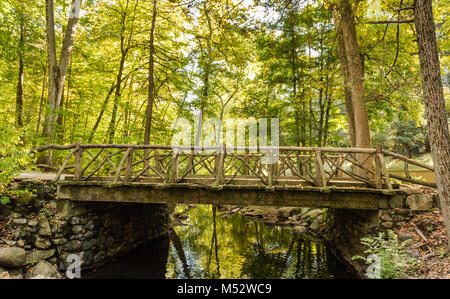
[0,247,26,268]
[30,261,61,279]
[398,233,414,243]
[35,238,52,249]
[82,239,96,251]
[389,195,404,209]
[72,225,83,235]
[39,219,52,236]
[406,194,433,211]
[301,209,323,220]
[26,249,56,265]
[62,240,82,252]
[309,221,320,230]
[7,269,23,279]
[12,218,27,225]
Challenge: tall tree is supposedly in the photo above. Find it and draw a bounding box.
[106,0,139,143]
[333,7,356,147]
[144,0,157,145]
[42,0,82,142]
[414,0,450,248]
[334,0,371,150]
[15,19,24,128]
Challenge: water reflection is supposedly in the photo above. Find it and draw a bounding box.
[167,205,353,279]
[85,205,354,279]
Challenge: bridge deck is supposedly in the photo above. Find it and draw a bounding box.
[16,172,403,210]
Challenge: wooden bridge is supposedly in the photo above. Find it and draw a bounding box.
[24,143,436,210]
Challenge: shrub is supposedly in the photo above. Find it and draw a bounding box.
[352,230,419,279]
[0,126,32,190]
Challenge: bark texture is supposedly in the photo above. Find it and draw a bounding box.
[42,0,81,141]
[144,0,157,145]
[414,0,450,247]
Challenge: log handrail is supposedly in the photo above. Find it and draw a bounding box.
[30,143,436,189]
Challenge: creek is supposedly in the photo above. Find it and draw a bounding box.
[85,205,355,279]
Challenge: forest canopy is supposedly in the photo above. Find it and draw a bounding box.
[0,0,448,153]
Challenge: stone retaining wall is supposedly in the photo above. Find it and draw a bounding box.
[378,192,437,229]
[324,191,438,277]
[0,181,170,279]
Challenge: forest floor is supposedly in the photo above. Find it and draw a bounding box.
[395,211,450,279]
[0,215,12,247]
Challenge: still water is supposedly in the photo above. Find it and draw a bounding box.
[85,205,354,279]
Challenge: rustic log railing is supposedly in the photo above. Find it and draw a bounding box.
[30,143,436,189]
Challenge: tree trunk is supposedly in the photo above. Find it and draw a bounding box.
[144,0,157,145]
[414,0,450,248]
[15,23,24,129]
[88,82,116,143]
[42,0,81,142]
[107,52,126,143]
[36,66,47,138]
[336,0,370,149]
[333,8,355,147]
[194,5,213,150]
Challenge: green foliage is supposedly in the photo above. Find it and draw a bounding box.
[0,0,447,159]
[0,125,32,190]
[0,194,10,205]
[352,230,419,279]
[38,207,55,219]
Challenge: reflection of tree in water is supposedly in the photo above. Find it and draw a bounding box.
[206,205,220,278]
[169,227,191,278]
[168,205,351,279]
[241,232,333,279]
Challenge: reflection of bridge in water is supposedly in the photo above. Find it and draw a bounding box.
[20,143,436,211]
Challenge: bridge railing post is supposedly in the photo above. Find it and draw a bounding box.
[124,148,134,182]
[267,163,274,187]
[113,148,132,183]
[73,142,83,181]
[243,149,249,175]
[169,149,179,183]
[314,150,327,188]
[375,146,392,190]
[337,154,343,178]
[215,144,225,186]
[154,150,161,174]
[374,147,383,189]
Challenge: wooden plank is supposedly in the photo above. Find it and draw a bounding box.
[124,148,134,182]
[377,152,393,190]
[73,142,83,181]
[389,173,437,188]
[374,149,383,189]
[169,150,179,183]
[57,183,383,210]
[215,151,225,186]
[54,148,77,182]
[337,154,343,178]
[113,148,132,184]
[314,151,327,188]
[382,149,434,171]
